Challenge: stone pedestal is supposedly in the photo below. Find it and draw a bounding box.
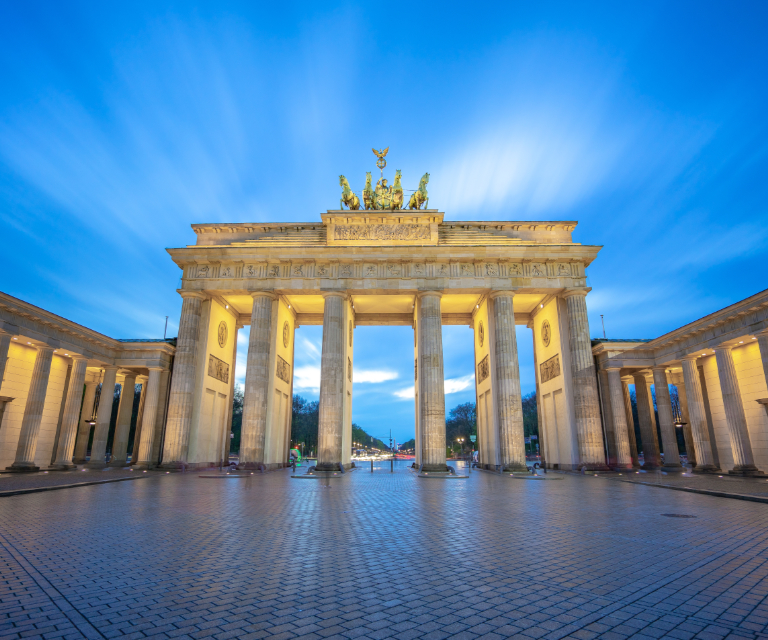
[490,292,527,472]
[714,347,763,475]
[239,293,276,469]
[680,356,716,471]
[651,367,681,468]
[72,381,99,464]
[109,373,137,466]
[7,346,54,472]
[87,366,118,468]
[51,357,88,469]
[606,369,633,469]
[633,373,661,469]
[161,292,206,468]
[563,291,608,470]
[133,368,163,469]
[316,293,346,472]
[418,292,449,473]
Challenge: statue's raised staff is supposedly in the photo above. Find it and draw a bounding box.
[408,172,430,210]
[339,175,360,210]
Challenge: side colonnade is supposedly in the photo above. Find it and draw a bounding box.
[0,294,175,472]
[593,293,768,475]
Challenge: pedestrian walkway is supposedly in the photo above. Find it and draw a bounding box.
[0,460,767,639]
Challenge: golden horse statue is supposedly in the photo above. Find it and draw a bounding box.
[408,173,429,209]
[339,175,360,210]
[363,172,375,210]
[390,170,404,210]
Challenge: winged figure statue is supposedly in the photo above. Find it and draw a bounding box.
[372,147,389,159]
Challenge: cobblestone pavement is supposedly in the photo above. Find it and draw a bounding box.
[1,461,768,640]
[598,469,768,499]
[0,469,159,494]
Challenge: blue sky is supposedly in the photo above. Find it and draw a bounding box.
[1,1,767,444]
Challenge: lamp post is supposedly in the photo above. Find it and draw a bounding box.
[457,437,465,472]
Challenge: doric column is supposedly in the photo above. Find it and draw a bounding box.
[418,292,449,473]
[7,346,55,472]
[134,368,163,468]
[109,373,137,466]
[606,369,633,469]
[316,293,346,471]
[651,367,681,468]
[621,377,639,467]
[714,346,762,474]
[51,357,89,469]
[87,366,119,468]
[0,330,11,385]
[673,374,697,467]
[680,356,716,470]
[129,376,148,463]
[238,292,277,469]
[150,369,170,465]
[162,291,206,467]
[633,372,661,468]
[72,380,99,463]
[563,291,608,469]
[489,292,527,472]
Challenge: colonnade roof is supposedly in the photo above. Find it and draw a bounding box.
[592,287,768,374]
[0,290,175,375]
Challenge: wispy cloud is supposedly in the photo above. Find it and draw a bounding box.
[393,374,475,400]
[354,370,398,383]
[294,365,321,393]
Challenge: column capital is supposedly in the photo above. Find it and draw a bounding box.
[714,344,733,353]
[35,345,55,354]
[604,366,623,372]
[489,290,517,299]
[415,291,443,300]
[250,291,278,301]
[562,288,591,299]
[320,291,348,300]
[755,328,768,337]
[70,355,89,363]
[681,354,700,362]
[177,290,209,301]
[122,371,138,381]
[147,366,165,372]
[102,364,119,372]
[651,365,670,372]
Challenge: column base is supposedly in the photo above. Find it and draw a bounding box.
[4,464,40,473]
[420,463,452,473]
[108,459,128,468]
[237,462,267,471]
[131,463,156,470]
[661,464,684,472]
[611,464,634,472]
[729,466,766,477]
[48,464,77,471]
[72,457,88,465]
[502,463,529,473]
[85,461,108,469]
[692,465,719,473]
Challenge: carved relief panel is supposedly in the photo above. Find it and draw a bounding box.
[477,355,490,383]
[207,354,229,383]
[276,355,291,383]
[540,354,561,383]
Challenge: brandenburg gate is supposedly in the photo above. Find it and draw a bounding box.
[162,182,609,474]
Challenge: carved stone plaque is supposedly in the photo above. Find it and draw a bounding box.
[334,224,430,241]
[348,320,353,347]
[207,354,229,384]
[348,357,352,382]
[478,321,484,347]
[540,354,561,383]
[283,321,290,348]
[541,320,551,347]
[276,355,291,383]
[217,321,228,348]
[477,355,490,383]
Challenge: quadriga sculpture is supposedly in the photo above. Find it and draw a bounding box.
[408,172,429,210]
[339,175,360,210]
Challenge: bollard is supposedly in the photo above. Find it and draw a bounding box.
[371,459,374,473]
[391,457,394,473]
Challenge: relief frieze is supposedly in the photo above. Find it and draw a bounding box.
[207,354,230,384]
[477,355,490,383]
[276,355,291,383]
[540,354,561,383]
[334,224,430,241]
